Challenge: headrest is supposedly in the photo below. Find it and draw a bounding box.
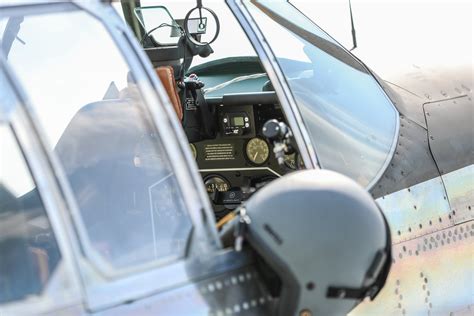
[156,66,183,120]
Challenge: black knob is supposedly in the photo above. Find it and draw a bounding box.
[263,119,288,141]
[262,119,281,140]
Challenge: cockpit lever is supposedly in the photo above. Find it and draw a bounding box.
[262,119,294,168]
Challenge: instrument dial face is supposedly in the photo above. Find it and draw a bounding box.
[246,137,270,165]
[204,176,230,193]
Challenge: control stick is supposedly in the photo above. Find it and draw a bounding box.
[262,119,294,168]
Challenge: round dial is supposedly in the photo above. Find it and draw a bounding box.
[246,138,270,165]
[204,176,230,193]
[189,143,197,160]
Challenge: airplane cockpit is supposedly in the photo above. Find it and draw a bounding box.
[1,0,471,314]
[0,3,314,308]
[114,0,401,221]
[0,0,397,284]
[115,1,306,221]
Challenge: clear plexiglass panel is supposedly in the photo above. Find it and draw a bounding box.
[2,8,192,272]
[244,0,398,188]
[0,124,61,304]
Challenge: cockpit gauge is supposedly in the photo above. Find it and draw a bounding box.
[204,175,230,194]
[246,137,270,165]
[189,143,197,159]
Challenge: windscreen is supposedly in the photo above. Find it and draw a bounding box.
[243,0,399,188]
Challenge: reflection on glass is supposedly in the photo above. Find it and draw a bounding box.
[3,10,192,270]
[245,1,398,187]
[134,6,181,45]
[0,124,61,303]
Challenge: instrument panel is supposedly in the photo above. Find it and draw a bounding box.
[190,92,302,219]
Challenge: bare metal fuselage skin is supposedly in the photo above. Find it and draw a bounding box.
[354,65,473,315]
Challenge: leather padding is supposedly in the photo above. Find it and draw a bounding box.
[156,66,183,120]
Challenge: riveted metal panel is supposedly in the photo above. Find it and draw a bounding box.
[378,78,427,128]
[371,115,439,199]
[352,221,474,315]
[355,167,474,315]
[425,95,474,175]
[376,176,451,244]
[379,64,472,104]
[442,165,474,225]
[98,263,273,316]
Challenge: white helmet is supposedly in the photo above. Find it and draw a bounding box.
[243,170,392,316]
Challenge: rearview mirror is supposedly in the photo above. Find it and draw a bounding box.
[134,6,181,45]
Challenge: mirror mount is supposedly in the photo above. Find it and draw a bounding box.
[183,2,220,46]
